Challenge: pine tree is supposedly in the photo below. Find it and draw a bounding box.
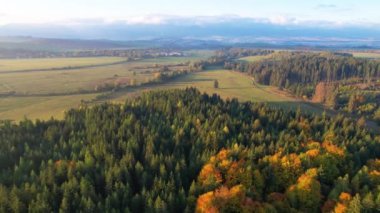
[346,194,362,213]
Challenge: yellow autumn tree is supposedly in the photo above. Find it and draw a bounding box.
[286,168,321,212]
[195,148,259,213]
[268,152,303,189]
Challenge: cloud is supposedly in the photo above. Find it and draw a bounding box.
[125,15,170,25]
[268,16,298,25]
[2,14,379,29]
[316,4,337,9]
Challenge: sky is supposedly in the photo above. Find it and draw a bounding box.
[0,0,379,26]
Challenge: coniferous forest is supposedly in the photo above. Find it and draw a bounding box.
[0,88,379,212]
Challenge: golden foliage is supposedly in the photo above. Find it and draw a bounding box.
[217,149,229,161]
[196,191,218,213]
[306,149,320,158]
[366,159,380,184]
[196,148,257,212]
[223,126,230,134]
[286,168,321,211]
[334,203,347,213]
[339,192,352,203]
[326,192,352,213]
[196,185,247,213]
[198,163,223,187]
[370,170,380,176]
[322,141,345,157]
[268,152,303,187]
[297,169,317,190]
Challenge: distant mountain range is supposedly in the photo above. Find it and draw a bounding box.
[0,16,380,50]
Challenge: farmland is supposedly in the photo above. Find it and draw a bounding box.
[0,55,202,95]
[1,68,313,121]
[351,51,380,59]
[1,49,358,122]
[0,52,216,120]
[0,57,127,73]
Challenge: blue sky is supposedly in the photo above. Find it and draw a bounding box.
[0,0,379,26]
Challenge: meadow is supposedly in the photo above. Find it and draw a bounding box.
[351,51,380,59]
[0,57,127,73]
[0,56,195,95]
[0,51,323,121]
[109,68,324,114]
[0,52,213,120]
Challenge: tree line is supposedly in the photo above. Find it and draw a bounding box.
[224,51,380,98]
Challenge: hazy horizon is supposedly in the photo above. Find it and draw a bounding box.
[0,1,380,42]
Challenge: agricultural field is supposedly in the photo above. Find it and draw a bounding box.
[0,57,193,95]
[109,68,324,114]
[0,50,329,122]
[0,93,99,121]
[351,51,380,59]
[0,57,127,73]
[0,51,213,121]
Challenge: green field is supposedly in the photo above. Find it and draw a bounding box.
[0,52,212,121]
[0,93,99,121]
[0,68,321,121]
[109,68,323,113]
[0,52,325,121]
[0,57,191,95]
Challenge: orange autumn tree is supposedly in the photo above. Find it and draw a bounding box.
[196,185,249,213]
[195,146,266,213]
[322,192,352,213]
[322,141,345,157]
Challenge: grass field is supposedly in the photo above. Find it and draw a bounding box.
[109,68,323,114]
[0,51,327,121]
[0,58,191,95]
[0,93,99,121]
[0,67,323,121]
[0,52,213,121]
[0,57,127,72]
[351,52,380,59]
[0,63,152,94]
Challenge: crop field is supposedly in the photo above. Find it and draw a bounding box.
[0,58,190,95]
[110,68,324,114]
[0,52,212,121]
[351,52,380,59]
[0,51,325,122]
[0,57,127,72]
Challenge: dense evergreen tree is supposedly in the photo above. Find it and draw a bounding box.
[0,88,379,212]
